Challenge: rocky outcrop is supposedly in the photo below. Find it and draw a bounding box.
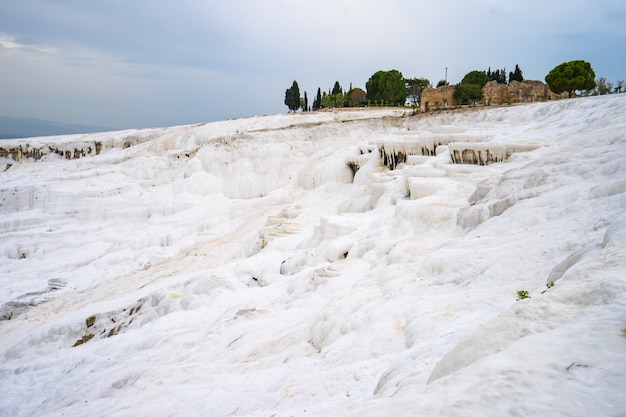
[0,142,102,166]
[448,142,539,165]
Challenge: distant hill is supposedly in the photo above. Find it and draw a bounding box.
[0,115,112,139]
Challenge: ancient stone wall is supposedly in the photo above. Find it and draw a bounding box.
[482,81,509,105]
[422,80,567,111]
[420,85,456,111]
[484,80,567,105]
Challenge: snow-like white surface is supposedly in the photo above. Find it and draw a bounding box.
[1,99,625,416]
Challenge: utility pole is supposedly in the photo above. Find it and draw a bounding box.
[444,67,448,108]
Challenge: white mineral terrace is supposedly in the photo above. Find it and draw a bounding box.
[1,96,625,417]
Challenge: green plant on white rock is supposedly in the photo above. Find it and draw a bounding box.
[518,281,556,300]
[541,281,555,294]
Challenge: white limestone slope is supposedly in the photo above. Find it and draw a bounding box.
[0,97,625,417]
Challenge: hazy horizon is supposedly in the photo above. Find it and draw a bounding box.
[1,0,624,129]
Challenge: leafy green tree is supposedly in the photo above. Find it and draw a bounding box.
[303,91,309,111]
[406,77,431,107]
[454,70,488,105]
[453,84,484,105]
[321,92,343,108]
[366,69,407,106]
[437,79,449,87]
[346,88,366,106]
[545,60,596,97]
[284,80,301,112]
[460,70,490,88]
[318,81,346,108]
[596,77,613,95]
[509,64,524,83]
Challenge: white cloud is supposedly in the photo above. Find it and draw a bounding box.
[0,34,21,49]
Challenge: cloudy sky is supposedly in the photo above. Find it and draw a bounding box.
[1,0,624,129]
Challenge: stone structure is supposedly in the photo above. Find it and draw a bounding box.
[420,85,456,111]
[483,80,566,105]
[421,80,567,111]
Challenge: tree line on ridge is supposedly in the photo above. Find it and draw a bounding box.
[285,60,623,112]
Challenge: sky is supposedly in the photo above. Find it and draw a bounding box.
[0,0,625,130]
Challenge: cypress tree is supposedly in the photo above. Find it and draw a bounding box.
[313,87,322,110]
[488,68,508,84]
[284,80,301,112]
[509,64,524,83]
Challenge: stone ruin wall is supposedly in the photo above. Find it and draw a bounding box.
[483,80,567,105]
[421,80,567,111]
[420,85,456,111]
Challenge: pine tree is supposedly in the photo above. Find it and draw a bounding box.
[546,60,596,97]
[304,92,309,112]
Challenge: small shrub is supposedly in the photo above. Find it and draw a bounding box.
[516,290,531,300]
[541,281,555,294]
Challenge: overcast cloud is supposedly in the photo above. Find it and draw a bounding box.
[1,0,624,129]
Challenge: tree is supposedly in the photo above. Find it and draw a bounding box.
[312,87,322,110]
[488,67,507,84]
[453,84,484,105]
[332,81,342,95]
[454,70,488,105]
[318,82,346,108]
[460,70,490,88]
[366,69,407,106]
[436,79,449,87]
[284,80,301,112]
[545,60,596,98]
[321,93,343,108]
[303,92,309,111]
[406,77,431,108]
[509,64,524,83]
[347,88,367,106]
[596,77,613,95]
